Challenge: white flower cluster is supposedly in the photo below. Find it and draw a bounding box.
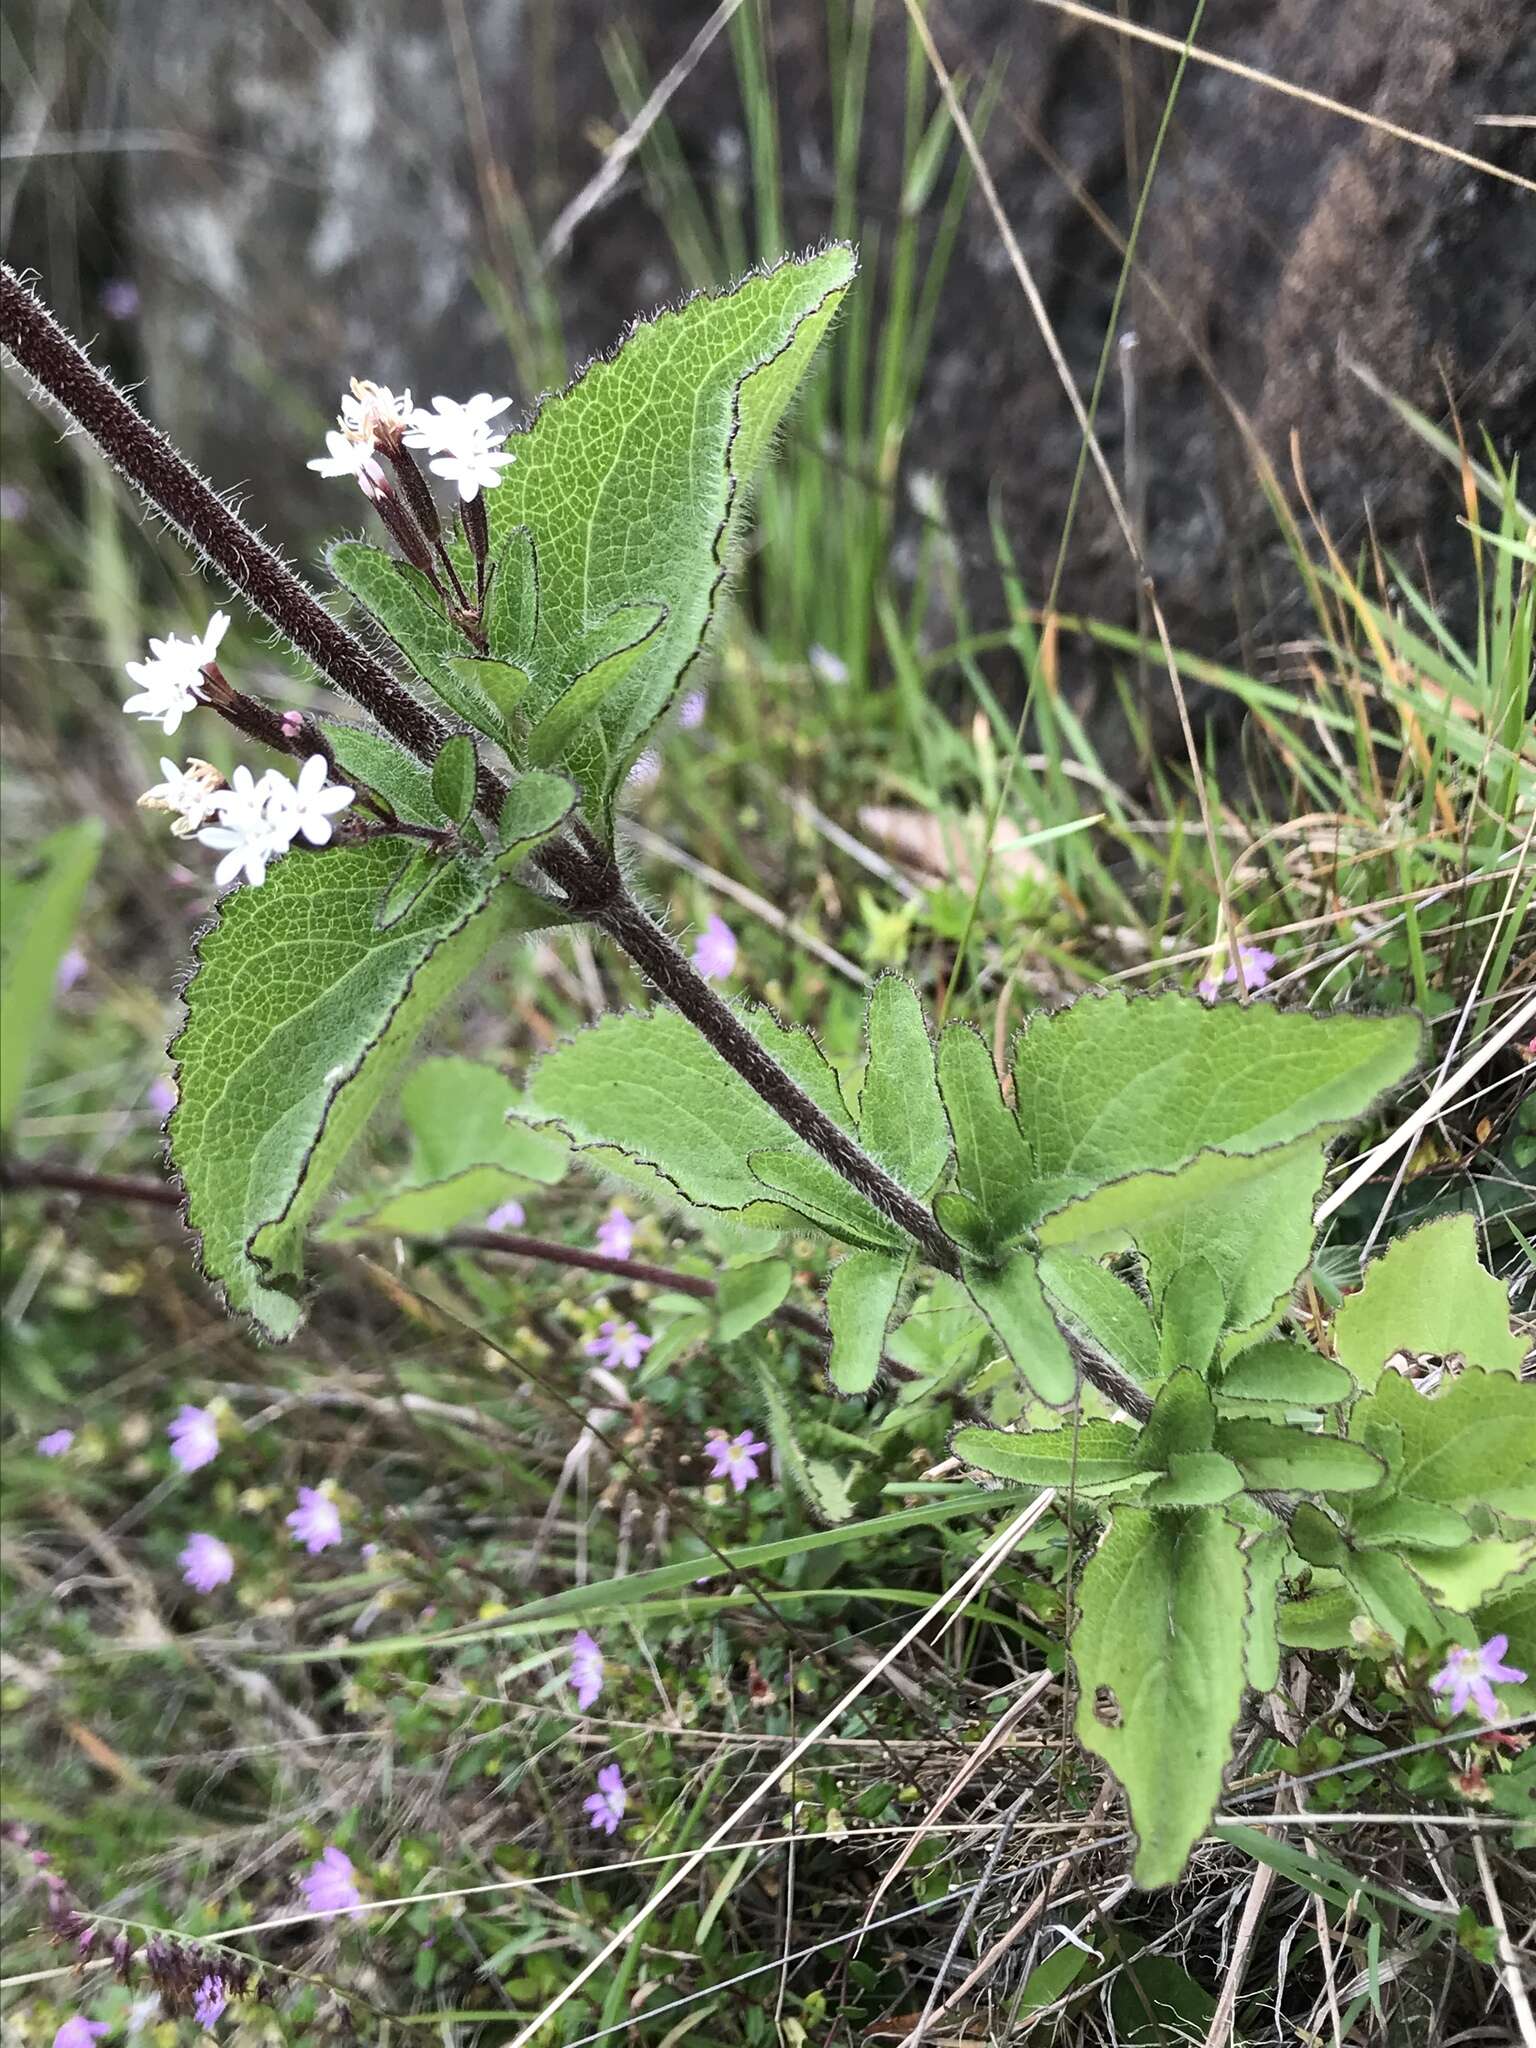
[122,611,229,735]
[193,757,356,889]
[308,379,517,503]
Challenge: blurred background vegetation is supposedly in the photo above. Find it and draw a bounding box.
[2,1,1532,2041]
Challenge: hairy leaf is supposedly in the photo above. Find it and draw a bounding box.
[952,1420,1144,1492]
[330,543,505,740]
[1135,1372,1216,1469]
[323,724,447,827]
[715,1258,794,1343]
[172,843,508,1337]
[1339,1549,1442,1646]
[1012,994,1422,1207]
[1157,1258,1226,1374]
[748,1148,908,1252]
[962,1249,1078,1406]
[1243,1530,1287,1691]
[936,1022,1038,1250]
[824,1250,905,1395]
[1402,1538,1534,1612]
[1346,1498,1473,1551]
[1038,1252,1161,1383]
[1138,1453,1245,1509]
[1351,1368,1536,1516]
[1276,1584,1363,1649]
[1073,1506,1249,1888]
[431,735,477,824]
[0,818,103,1135]
[1332,1215,1527,1381]
[1218,1340,1354,1408]
[1213,1418,1383,1494]
[856,977,949,1197]
[484,247,856,811]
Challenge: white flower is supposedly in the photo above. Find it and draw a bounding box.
[426,437,517,502]
[264,754,356,847]
[138,756,226,837]
[404,392,513,452]
[307,429,386,497]
[196,765,294,889]
[404,393,517,501]
[196,757,355,887]
[339,379,413,446]
[122,611,229,735]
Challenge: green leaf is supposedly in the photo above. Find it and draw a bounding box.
[1339,1548,1442,1647]
[1332,1216,1527,1382]
[1217,1340,1354,1407]
[1135,1371,1216,1467]
[443,656,533,740]
[1350,1368,1536,1515]
[1212,1418,1383,1494]
[330,543,500,738]
[431,735,477,824]
[824,1250,905,1395]
[936,1023,1039,1251]
[171,842,505,1337]
[952,1420,1144,1492]
[0,818,103,1134]
[1475,1567,1536,1716]
[1012,993,1422,1209]
[1072,1506,1248,1888]
[1347,1498,1473,1551]
[1289,1503,1351,1570]
[484,525,539,665]
[1110,1957,1218,2046]
[1138,1453,1244,1509]
[715,1258,793,1343]
[962,1249,1078,1406]
[856,977,948,1197]
[1039,1252,1161,1383]
[1243,1530,1287,1691]
[525,603,667,771]
[1276,1584,1362,1649]
[321,1056,568,1241]
[491,770,578,871]
[324,724,446,826]
[485,247,856,812]
[1157,1259,1226,1375]
[1401,1538,1534,1612]
[526,1004,850,1218]
[747,1148,908,1252]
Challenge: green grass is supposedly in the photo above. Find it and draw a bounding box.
[2,2,1533,2041]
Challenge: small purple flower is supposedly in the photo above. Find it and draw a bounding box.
[583,1318,653,1372]
[583,1762,626,1835]
[193,1973,229,2027]
[1429,1635,1527,1723]
[52,2021,108,2048]
[99,277,141,320]
[168,1403,219,1474]
[1198,943,1277,1002]
[55,947,88,993]
[569,1629,604,1712]
[703,1429,769,1494]
[37,1429,75,1458]
[286,1487,343,1554]
[147,1076,178,1117]
[299,1844,360,1915]
[279,709,305,739]
[485,1198,526,1231]
[692,913,737,982]
[678,690,707,730]
[595,1205,633,1261]
[180,1532,235,1594]
[627,749,661,789]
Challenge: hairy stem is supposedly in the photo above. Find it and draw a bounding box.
[0,263,505,814]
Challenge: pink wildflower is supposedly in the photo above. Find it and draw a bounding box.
[703,1429,769,1493]
[485,1198,526,1231]
[1429,1635,1527,1723]
[168,1403,218,1473]
[286,1487,343,1554]
[1198,943,1277,1001]
[595,1205,633,1261]
[692,913,737,982]
[37,1429,74,1458]
[193,1974,229,2027]
[583,1319,653,1372]
[583,1762,626,1835]
[179,1532,235,1593]
[569,1630,604,1712]
[299,1845,360,1915]
[52,2022,108,2048]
